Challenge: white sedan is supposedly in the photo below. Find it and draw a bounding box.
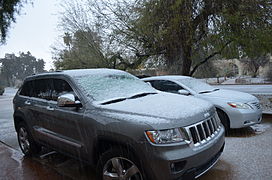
[143,76,262,131]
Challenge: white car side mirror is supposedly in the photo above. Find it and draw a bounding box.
[178,89,190,95]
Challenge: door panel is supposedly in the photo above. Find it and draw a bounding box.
[41,78,86,158]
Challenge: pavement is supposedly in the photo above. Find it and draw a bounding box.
[0,142,63,180]
[0,88,18,150]
[0,87,272,180]
[200,114,272,180]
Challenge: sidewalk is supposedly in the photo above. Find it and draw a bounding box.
[0,142,64,180]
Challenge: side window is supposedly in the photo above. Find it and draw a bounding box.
[146,80,157,89]
[20,81,34,97]
[52,79,74,101]
[33,79,52,100]
[151,80,183,93]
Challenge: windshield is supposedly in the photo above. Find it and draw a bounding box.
[74,72,156,102]
[177,78,217,93]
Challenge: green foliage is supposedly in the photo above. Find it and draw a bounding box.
[58,0,272,76]
[0,0,29,44]
[53,30,112,70]
[130,0,272,75]
[0,52,45,86]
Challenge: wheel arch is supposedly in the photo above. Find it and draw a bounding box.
[93,136,140,165]
[216,107,230,129]
[14,113,27,132]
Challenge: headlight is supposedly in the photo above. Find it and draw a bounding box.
[145,128,189,144]
[228,102,251,109]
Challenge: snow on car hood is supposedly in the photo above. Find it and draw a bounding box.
[200,89,257,102]
[94,93,214,128]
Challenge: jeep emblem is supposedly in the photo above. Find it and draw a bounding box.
[204,112,210,118]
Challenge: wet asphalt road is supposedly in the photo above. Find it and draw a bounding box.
[0,88,272,180]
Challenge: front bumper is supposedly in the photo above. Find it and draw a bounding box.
[140,126,225,180]
[226,106,262,129]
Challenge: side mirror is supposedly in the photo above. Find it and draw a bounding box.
[57,93,82,107]
[178,89,190,96]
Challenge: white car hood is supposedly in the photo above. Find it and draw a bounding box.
[199,89,257,103]
[99,93,213,121]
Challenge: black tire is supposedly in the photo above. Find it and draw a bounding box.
[17,122,41,156]
[216,108,230,134]
[97,147,145,180]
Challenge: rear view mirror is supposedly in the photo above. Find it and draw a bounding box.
[178,89,190,96]
[57,93,82,107]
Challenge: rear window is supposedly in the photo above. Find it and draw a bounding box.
[20,79,52,100]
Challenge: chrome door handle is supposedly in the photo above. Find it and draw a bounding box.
[24,100,31,105]
[46,106,54,111]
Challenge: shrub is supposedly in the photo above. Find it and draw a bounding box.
[0,86,5,95]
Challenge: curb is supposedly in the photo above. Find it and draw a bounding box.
[0,140,16,150]
[263,112,272,115]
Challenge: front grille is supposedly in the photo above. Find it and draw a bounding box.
[249,102,261,109]
[186,116,221,147]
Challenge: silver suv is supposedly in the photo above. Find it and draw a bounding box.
[13,69,225,180]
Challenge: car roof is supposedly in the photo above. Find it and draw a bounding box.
[142,75,192,81]
[24,68,126,81]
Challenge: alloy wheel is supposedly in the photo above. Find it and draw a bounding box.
[103,157,143,180]
[18,127,30,153]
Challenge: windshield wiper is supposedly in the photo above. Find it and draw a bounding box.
[101,98,127,105]
[199,88,219,94]
[199,90,213,94]
[128,92,157,99]
[101,92,157,105]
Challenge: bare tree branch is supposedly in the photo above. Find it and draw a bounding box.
[190,40,232,76]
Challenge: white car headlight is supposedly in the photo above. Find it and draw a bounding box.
[145,128,189,144]
[228,102,251,109]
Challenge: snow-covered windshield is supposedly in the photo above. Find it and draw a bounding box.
[178,78,218,93]
[74,71,156,102]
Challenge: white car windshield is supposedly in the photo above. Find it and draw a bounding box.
[178,78,218,94]
[74,72,156,102]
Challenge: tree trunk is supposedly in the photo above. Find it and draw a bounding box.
[181,55,192,76]
[165,49,183,75]
[180,45,192,76]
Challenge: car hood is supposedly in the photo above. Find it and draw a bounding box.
[199,89,257,103]
[94,93,215,129]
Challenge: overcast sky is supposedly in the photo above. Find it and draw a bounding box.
[0,1,61,70]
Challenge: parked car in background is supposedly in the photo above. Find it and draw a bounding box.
[13,69,225,180]
[143,76,262,131]
[0,86,5,95]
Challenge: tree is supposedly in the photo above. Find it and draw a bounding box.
[53,30,113,70]
[84,0,272,75]
[0,0,29,44]
[57,0,272,75]
[0,52,45,86]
